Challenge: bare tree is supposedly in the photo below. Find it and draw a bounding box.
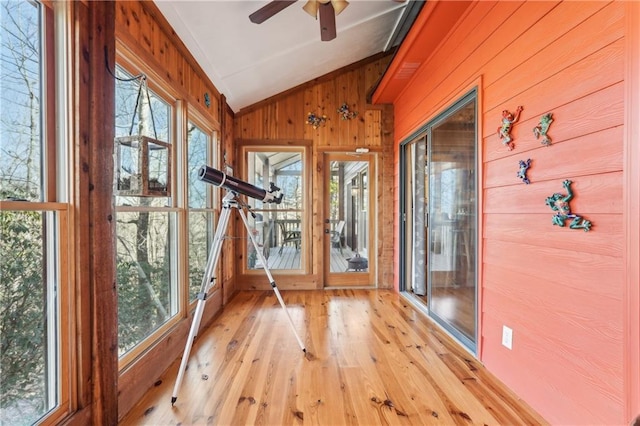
[1,2,49,424]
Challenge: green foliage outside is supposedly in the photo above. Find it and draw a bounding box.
[0,210,47,425]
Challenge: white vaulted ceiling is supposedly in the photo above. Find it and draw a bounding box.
[154,0,422,112]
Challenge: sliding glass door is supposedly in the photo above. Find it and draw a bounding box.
[400,90,477,350]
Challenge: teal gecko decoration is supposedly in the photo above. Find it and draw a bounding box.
[533,112,553,146]
[545,180,592,232]
[517,158,531,184]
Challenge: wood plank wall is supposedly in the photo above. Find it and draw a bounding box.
[67,2,118,425]
[114,1,221,124]
[221,100,237,303]
[234,54,396,289]
[388,1,627,424]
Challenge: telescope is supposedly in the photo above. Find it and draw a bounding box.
[198,165,283,204]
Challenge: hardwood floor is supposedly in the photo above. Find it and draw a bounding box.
[120,290,546,425]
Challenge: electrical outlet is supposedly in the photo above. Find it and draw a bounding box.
[502,325,513,350]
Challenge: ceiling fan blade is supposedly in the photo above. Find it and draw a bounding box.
[318,2,336,41]
[330,0,348,15]
[249,0,297,24]
[302,0,318,17]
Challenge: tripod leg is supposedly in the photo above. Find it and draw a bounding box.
[171,202,232,405]
[237,208,306,353]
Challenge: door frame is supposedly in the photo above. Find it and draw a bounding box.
[235,140,317,290]
[322,152,376,287]
[398,87,479,353]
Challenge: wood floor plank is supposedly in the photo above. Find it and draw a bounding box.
[120,290,547,425]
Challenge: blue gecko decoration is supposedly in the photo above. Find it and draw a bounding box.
[517,158,531,184]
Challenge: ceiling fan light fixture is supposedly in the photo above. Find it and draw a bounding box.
[331,0,349,15]
[303,0,319,17]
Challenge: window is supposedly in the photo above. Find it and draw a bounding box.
[244,149,304,271]
[114,60,220,363]
[1,1,71,423]
[114,64,179,361]
[187,119,216,301]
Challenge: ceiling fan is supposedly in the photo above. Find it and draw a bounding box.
[249,0,350,42]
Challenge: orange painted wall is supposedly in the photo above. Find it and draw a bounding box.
[375,1,633,424]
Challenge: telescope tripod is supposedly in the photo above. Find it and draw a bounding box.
[171,191,306,405]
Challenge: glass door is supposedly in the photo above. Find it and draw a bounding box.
[402,137,428,300]
[243,149,305,272]
[400,91,477,351]
[324,153,375,287]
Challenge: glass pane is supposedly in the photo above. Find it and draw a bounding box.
[187,122,209,209]
[116,211,176,355]
[1,210,56,424]
[188,211,213,301]
[245,151,303,271]
[329,160,369,273]
[0,1,43,201]
[114,65,172,206]
[115,67,171,141]
[429,98,476,343]
[247,210,301,270]
[405,139,428,298]
[187,122,213,301]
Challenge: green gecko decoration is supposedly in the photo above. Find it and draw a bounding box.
[545,179,592,232]
[533,112,553,146]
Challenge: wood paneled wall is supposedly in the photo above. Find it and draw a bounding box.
[234,53,395,289]
[384,1,629,424]
[68,2,118,425]
[235,54,392,146]
[221,100,237,303]
[115,1,222,125]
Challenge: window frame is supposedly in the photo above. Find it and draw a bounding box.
[184,110,219,305]
[113,47,221,370]
[398,87,479,352]
[114,54,183,368]
[0,1,74,424]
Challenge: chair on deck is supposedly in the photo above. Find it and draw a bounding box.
[330,220,345,254]
[278,221,301,254]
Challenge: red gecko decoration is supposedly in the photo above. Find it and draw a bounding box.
[497,106,523,150]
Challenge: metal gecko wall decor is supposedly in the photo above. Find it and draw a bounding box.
[517,158,531,184]
[533,112,553,146]
[545,179,592,231]
[497,105,523,150]
[306,111,328,129]
[337,102,358,120]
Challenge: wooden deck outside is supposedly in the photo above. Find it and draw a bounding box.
[253,246,362,272]
[120,290,546,425]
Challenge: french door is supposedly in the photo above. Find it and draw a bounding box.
[400,91,478,351]
[323,153,375,287]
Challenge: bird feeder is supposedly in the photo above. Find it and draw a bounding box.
[114,75,171,197]
[114,135,171,196]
